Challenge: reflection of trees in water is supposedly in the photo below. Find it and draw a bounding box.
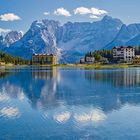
[0,72,12,79]
[85,69,140,87]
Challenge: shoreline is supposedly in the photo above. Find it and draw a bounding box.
[55,63,131,69]
[1,63,140,70]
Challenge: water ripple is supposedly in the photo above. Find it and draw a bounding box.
[74,109,106,124]
[0,107,20,118]
[0,94,9,102]
[53,111,71,123]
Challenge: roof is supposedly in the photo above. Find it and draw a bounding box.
[127,46,134,49]
[113,46,134,50]
[33,53,56,56]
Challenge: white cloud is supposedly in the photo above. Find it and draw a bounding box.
[74,113,90,123]
[91,8,108,16]
[0,13,21,21]
[90,110,106,122]
[54,8,71,17]
[74,109,106,123]
[0,107,20,118]
[0,94,9,102]
[74,7,91,15]
[74,7,108,19]
[89,15,100,19]
[44,11,50,16]
[54,111,71,123]
[0,28,11,34]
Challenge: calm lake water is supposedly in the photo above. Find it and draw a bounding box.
[1,67,140,140]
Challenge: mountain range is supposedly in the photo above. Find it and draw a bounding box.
[1,15,140,63]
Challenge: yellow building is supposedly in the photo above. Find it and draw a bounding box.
[32,54,56,65]
[133,55,140,64]
[0,60,5,65]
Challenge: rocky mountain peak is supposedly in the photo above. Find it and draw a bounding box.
[4,31,23,47]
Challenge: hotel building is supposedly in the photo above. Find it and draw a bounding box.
[32,54,56,65]
[113,46,135,62]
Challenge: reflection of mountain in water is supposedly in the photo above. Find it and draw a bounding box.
[85,68,140,87]
[0,68,140,113]
[0,67,58,109]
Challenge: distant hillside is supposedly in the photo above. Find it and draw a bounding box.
[104,24,140,49]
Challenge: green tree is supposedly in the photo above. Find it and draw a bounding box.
[94,53,101,61]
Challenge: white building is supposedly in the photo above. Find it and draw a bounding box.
[85,56,95,64]
[80,56,95,64]
[113,46,135,62]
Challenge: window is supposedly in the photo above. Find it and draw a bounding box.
[46,57,51,62]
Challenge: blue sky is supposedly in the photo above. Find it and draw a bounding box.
[0,0,140,33]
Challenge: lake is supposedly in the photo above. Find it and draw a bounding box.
[0,67,140,140]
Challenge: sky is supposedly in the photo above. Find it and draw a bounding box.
[0,0,140,34]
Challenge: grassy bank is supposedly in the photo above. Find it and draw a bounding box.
[0,63,29,71]
[55,63,140,69]
[1,63,140,70]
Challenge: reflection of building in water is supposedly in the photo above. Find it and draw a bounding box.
[31,67,58,109]
[122,69,135,87]
[85,69,140,87]
[32,67,56,80]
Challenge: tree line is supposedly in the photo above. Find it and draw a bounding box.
[85,46,140,62]
[85,50,113,61]
[0,52,29,65]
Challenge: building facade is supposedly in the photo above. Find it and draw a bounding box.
[32,54,56,65]
[100,57,109,64]
[85,56,95,64]
[80,56,95,64]
[133,55,140,64]
[113,46,135,62]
